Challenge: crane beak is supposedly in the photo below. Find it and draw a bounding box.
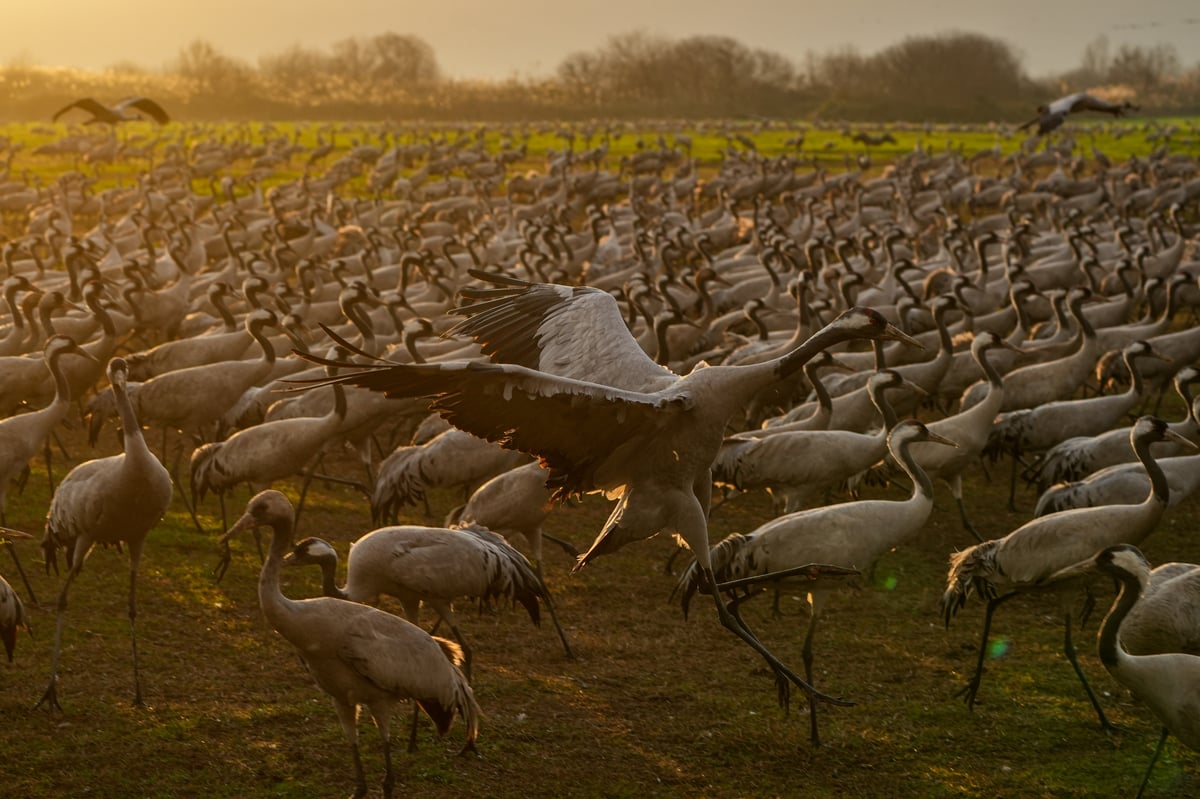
[882,323,924,350]
[715,562,860,593]
[0,525,34,541]
[900,377,929,398]
[213,511,259,582]
[826,354,857,373]
[1043,557,1096,584]
[1164,429,1200,452]
[925,430,959,448]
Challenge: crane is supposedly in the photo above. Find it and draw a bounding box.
[36,357,172,710]
[293,269,922,713]
[941,416,1194,729]
[1051,545,1200,797]
[675,420,954,746]
[225,490,480,799]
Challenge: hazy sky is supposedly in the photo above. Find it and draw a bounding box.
[7,0,1199,80]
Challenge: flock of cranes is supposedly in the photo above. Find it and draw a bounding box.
[0,108,1198,796]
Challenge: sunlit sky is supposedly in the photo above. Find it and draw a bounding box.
[8,0,1199,79]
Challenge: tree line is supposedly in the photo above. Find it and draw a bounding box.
[1,29,1196,123]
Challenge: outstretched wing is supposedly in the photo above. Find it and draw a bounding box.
[1067,93,1125,117]
[450,269,676,392]
[53,98,115,124]
[290,355,691,497]
[1016,115,1041,132]
[120,97,170,124]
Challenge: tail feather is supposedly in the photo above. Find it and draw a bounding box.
[189,441,222,503]
[941,541,1000,627]
[421,636,481,745]
[460,523,545,626]
[672,532,752,619]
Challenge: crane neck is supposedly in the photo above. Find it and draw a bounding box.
[976,344,1005,389]
[258,514,301,627]
[46,347,74,408]
[893,435,935,500]
[248,318,278,368]
[314,550,349,600]
[1134,430,1170,505]
[805,359,834,416]
[1097,567,1146,669]
[112,375,149,459]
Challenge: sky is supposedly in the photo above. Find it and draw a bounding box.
[6,0,1199,80]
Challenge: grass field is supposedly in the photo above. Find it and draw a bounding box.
[2,402,1198,798]
[0,119,1198,798]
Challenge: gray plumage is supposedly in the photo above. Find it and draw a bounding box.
[228,490,479,799]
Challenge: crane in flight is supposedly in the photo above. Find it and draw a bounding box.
[1017,92,1138,135]
[52,96,171,125]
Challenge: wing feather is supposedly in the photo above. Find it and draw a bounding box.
[122,97,170,124]
[290,357,691,497]
[451,269,675,391]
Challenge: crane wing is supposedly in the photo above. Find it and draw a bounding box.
[450,269,675,391]
[336,610,463,694]
[1068,93,1123,116]
[120,97,171,124]
[52,98,115,124]
[1046,93,1085,116]
[290,356,692,498]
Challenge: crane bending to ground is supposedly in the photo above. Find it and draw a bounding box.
[293,268,923,715]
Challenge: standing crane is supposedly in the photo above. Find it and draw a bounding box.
[675,420,954,746]
[277,523,574,677]
[293,269,922,714]
[941,416,1195,730]
[1051,545,1199,797]
[36,357,172,709]
[194,379,347,556]
[0,336,95,603]
[226,490,480,799]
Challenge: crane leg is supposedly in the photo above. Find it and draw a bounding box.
[957,498,985,543]
[44,438,55,497]
[407,700,421,753]
[35,567,80,711]
[951,475,985,543]
[1136,727,1169,799]
[802,613,820,747]
[537,575,575,659]
[1062,611,1117,732]
[702,566,852,714]
[170,470,206,535]
[4,539,39,607]
[541,533,579,560]
[956,592,1017,710]
[380,734,395,799]
[662,543,688,575]
[1007,449,1019,512]
[129,557,144,707]
[349,738,368,799]
[294,462,318,536]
